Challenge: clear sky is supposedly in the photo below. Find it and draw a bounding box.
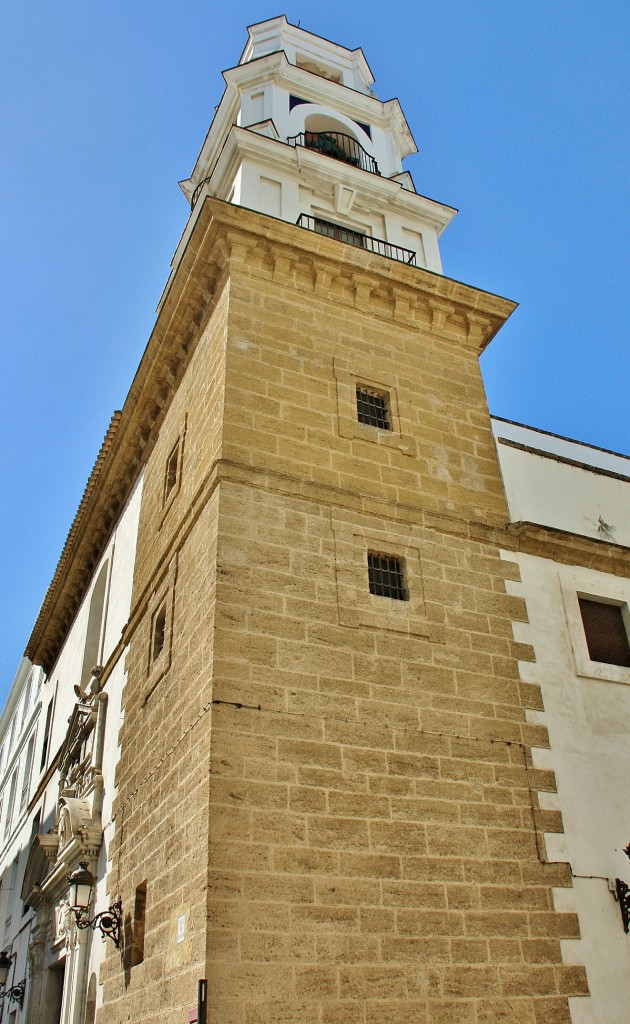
[1,1,628,701]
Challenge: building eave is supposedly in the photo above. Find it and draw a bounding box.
[242,17,375,89]
[510,520,630,575]
[25,204,230,672]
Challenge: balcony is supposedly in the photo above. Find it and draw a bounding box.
[296,215,416,266]
[287,131,380,176]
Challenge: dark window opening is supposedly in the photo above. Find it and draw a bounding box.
[164,443,179,504]
[152,605,167,663]
[131,881,147,967]
[313,217,367,249]
[289,94,308,110]
[368,553,408,601]
[40,699,54,770]
[354,119,372,139]
[45,961,65,1022]
[356,387,391,430]
[579,598,630,667]
[23,810,41,917]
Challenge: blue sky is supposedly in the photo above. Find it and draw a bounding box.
[1,1,629,699]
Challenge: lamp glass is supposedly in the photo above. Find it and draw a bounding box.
[68,863,94,910]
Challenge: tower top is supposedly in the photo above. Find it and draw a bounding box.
[240,16,375,95]
[169,18,457,307]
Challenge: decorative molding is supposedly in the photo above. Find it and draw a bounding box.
[510,521,630,577]
[21,834,60,908]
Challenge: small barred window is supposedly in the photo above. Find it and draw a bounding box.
[356,387,391,430]
[368,553,408,601]
[578,598,630,667]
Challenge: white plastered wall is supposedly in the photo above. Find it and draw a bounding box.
[493,419,630,547]
[0,661,44,1005]
[45,473,144,762]
[506,552,630,1023]
[32,470,144,1020]
[494,419,630,1021]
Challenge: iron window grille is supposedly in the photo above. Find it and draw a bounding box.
[356,387,391,430]
[313,217,367,249]
[578,598,630,667]
[368,553,408,601]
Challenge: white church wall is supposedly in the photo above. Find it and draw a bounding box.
[507,551,630,1024]
[0,470,145,1023]
[493,418,630,547]
[43,473,144,772]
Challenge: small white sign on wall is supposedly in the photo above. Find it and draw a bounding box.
[177,914,186,944]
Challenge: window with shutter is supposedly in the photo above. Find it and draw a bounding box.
[578,598,630,667]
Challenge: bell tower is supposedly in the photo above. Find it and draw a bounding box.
[102,18,585,1024]
[175,16,454,281]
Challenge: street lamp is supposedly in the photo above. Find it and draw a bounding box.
[614,842,630,933]
[67,863,122,948]
[0,951,25,1008]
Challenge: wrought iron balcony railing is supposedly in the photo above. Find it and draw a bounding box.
[288,132,380,176]
[296,214,416,266]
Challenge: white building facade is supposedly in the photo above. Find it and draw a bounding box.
[494,417,630,1024]
[0,465,143,1024]
[0,658,44,1024]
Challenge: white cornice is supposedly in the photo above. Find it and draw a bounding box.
[198,126,455,234]
[242,17,375,89]
[185,52,418,191]
[383,98,417,159]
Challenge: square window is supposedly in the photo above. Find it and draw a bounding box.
[356,387,391,430]
[367,553,408,601]
[334,361,417,457]
[578,598,630,667]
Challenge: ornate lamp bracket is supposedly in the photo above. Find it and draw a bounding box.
[72,901,122,949]
[0,978,26,1008]
[0,951,25,1008]
[614,841,630,933]
[67,862,122,948]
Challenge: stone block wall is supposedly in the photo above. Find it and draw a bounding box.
[101,203,586,1023]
